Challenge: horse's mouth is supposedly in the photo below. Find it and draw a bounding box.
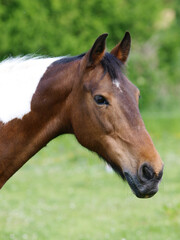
[108,163,157,198]
[103,157,160,198]
[124,172,158,198]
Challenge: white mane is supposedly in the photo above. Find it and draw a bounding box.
[0,56,60,123]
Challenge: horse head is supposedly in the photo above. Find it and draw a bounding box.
[70,33,163,198]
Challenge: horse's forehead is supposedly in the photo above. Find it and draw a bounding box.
[114,74,138,96]
[111,75,142,125]
[87,64,137,98]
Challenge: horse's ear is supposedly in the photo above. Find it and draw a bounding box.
[87,33,108,67]
[110,32,131,64]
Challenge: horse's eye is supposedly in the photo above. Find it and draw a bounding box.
[94,95,109,105]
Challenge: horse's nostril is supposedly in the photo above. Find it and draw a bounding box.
[143,165,154,180]
[140,164,155,181]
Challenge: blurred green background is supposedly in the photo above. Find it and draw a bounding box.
[0,0,180,240]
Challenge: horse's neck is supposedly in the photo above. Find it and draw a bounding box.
[0,62,77,188]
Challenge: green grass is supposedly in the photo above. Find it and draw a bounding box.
[0,112,180,240]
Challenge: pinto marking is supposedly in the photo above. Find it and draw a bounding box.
[0,56,60,123]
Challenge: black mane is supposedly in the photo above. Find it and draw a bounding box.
[54,53,86,65]
[53,52,124,80]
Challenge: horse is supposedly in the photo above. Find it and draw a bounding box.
[0,32,163,198]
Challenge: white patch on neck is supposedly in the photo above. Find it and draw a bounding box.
[0,56,60,123]
[113,79,123,93]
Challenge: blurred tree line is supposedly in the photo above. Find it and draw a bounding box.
[0,0,179,110]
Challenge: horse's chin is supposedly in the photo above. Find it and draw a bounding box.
[97,153,124,179]
[124,172,158,198]
[107,161,125,180]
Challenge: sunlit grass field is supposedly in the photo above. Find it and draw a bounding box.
[0,112,180,240]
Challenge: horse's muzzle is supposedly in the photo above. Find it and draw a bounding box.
[124,163,163,198]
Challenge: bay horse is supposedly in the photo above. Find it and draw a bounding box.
[0,32,163,198]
